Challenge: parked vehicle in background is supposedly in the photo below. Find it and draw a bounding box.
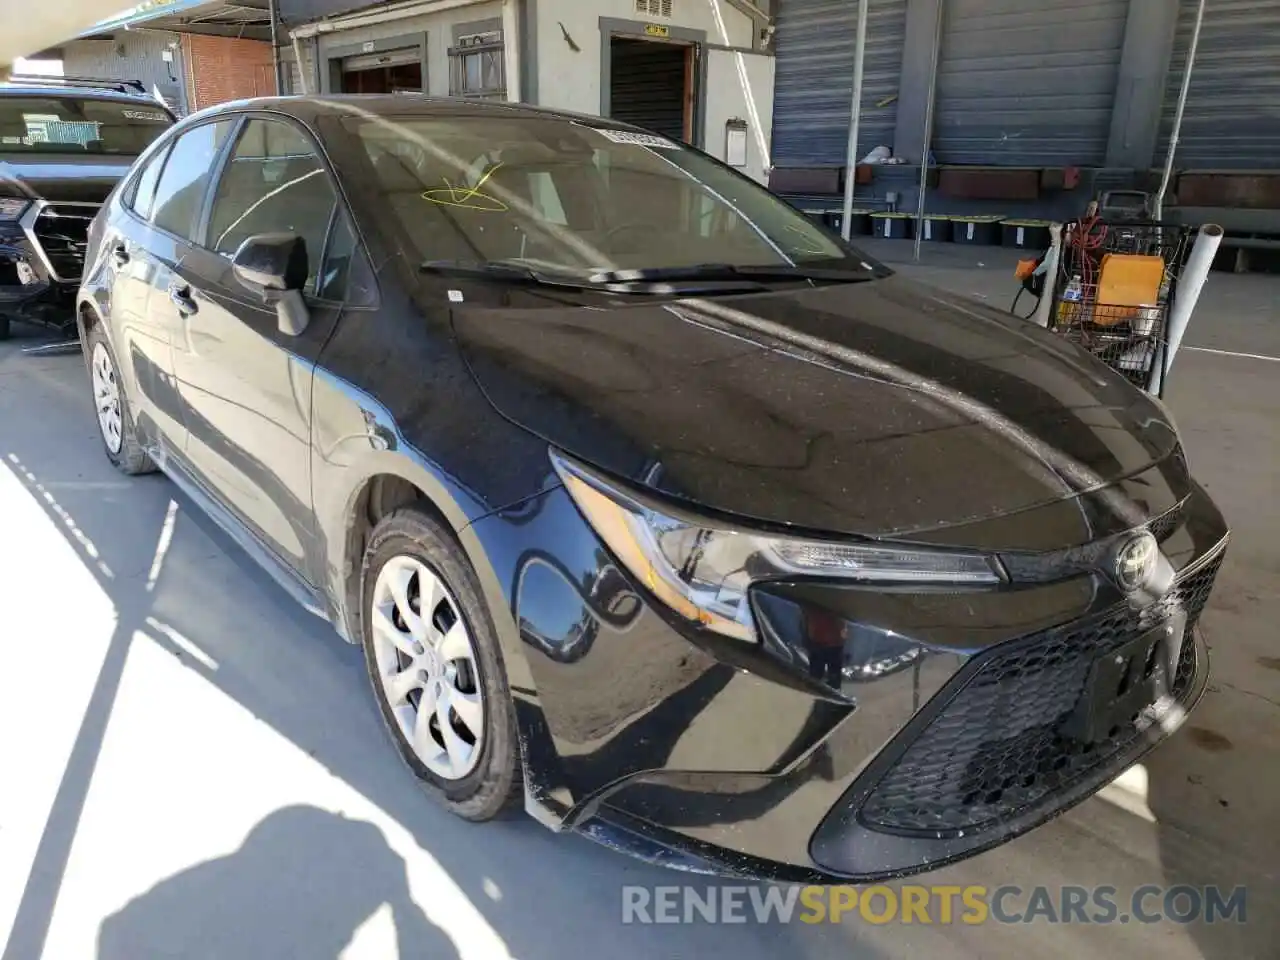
[0,75,174,339]
[76,95,1228,883]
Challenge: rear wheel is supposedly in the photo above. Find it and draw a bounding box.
[85,325,155,475]
[360,507,522,820]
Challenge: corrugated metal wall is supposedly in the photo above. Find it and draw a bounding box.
[62,33,189,115]
[1156,0,1280,171]
[770,0,908,167]
[932,0,1127,166]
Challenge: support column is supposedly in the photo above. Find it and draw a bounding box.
[892,0,944,164]
[1105,0,1181,170]
[502,0,522,102]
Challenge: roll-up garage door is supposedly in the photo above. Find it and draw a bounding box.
[933,0,1127,166]
[1156,0,1280,171]
[609,38,689,141]
[771,0,908,167]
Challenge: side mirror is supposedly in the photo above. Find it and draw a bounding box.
[232,233,311,337]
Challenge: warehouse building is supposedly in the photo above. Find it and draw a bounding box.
[57,0,1280,243]
[50,3,280,116]
[274,0,1278,241]
[279,0,777,184]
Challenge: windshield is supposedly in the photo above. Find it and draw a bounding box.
[343,115,878,278]
[0,97,173,155]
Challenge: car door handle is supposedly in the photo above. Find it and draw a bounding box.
[169,284,198,316]
[111,244,129,267]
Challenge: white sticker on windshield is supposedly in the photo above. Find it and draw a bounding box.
[122,110,169,122]
[594,128,679,149]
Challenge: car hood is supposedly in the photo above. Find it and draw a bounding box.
[452,274,1180,540]
[0,155,134,204]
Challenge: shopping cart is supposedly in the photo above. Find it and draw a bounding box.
[1047,218,1195,396]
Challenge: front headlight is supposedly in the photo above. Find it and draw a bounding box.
[553,451,1003,642]
[0,197,31,221]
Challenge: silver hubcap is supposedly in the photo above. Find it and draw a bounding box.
[371,556,484,780]
[91,342,123,455]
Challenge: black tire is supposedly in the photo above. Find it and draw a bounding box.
[83,323,156,476]
[360,506,522,821]
[0,315,10,340]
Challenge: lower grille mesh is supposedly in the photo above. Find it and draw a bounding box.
[858,549,1225,836]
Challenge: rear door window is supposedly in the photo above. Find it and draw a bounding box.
[151,120,233,240]
[126,143,170,221]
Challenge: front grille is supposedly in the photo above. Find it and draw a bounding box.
[31,203,97,281]
[1148,497,1189,543]
[858,547,1225,836]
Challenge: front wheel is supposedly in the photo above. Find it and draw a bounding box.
[84,324,155,475]
[360,506,522,821]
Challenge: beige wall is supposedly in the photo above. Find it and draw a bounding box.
[313,0,504,96]
[703,47,774,183]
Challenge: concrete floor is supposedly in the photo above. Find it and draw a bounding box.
[0,253,1275,959]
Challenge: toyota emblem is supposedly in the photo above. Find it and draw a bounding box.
[1114,532,1158,592]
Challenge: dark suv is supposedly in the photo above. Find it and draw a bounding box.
[76,95,1228,882]
[0,76,174,338]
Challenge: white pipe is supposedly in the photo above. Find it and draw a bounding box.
[290,35,310,94]
[290,0,482,38]
[1155,0,1206,220]
[502,0,521,102]
[911,0,944,262]
[839,0,868,241]
[1153,223,1222,392]
[1031,221,1064,329]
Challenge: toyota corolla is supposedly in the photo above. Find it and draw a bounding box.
[76,95,1228,882]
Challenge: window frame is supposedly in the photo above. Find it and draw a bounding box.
[193,110,379,310]
[122,139,172,221]
[119,120,185,225]
[122,116,237,243]
[448,20,506,99]
[152,117,238,242]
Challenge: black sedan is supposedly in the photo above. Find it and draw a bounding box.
[75,95,1228,882]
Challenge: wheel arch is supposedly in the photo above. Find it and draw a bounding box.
[76,288,111,341]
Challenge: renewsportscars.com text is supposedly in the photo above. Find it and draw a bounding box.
[621,884,1247,926]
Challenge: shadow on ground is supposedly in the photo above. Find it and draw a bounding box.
[96,805,456,960]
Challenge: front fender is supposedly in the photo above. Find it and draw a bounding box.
[309,368,486,630]
[75,285,112,342]
[309,367,555,642]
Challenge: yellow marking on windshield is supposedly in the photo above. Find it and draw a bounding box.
[422,162,509,211]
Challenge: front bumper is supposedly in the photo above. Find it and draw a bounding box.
[582,612,1208,882]
[0,225,77,329]
[473,471,1229,883]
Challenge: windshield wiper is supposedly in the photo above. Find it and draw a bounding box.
[419,259,772,295]
[420,259,549,282]
[586,263,876,284]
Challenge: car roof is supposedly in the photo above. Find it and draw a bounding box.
[0,83,165,106]
[183,93,643,132]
